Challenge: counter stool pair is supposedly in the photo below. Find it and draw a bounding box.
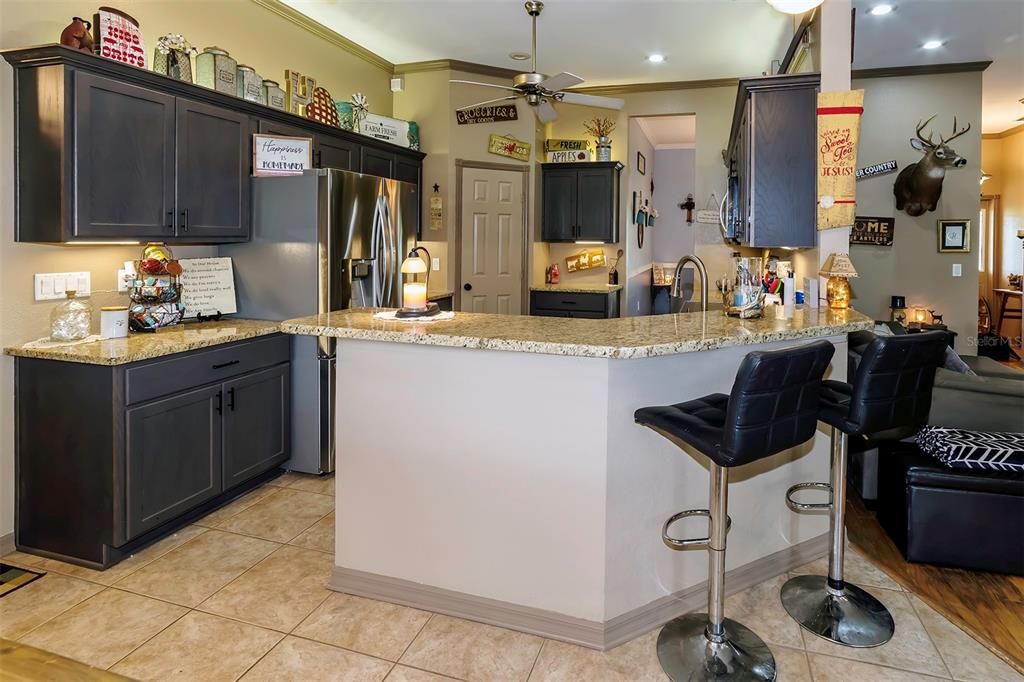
[634,332,947,681]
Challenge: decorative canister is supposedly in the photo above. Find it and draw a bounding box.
[236,64,263,103]
[262,79,286,110]
[153,34,195,83]
[596,136,612,162]
[408,121,420,151]
[195,46,236,95]
[50,290,92,341]
[335,100,355,131]
[100,306,129,338]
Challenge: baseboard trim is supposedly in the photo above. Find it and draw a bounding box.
[0,532,14,557]
[330,532,828,650]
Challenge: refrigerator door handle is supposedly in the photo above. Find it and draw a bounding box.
[371,198,384,307]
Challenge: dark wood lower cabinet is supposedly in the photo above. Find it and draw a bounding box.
[15,334,291,568]
[529,290,620,318]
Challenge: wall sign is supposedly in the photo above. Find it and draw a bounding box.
[94,7,146,68]
[456,105,518,125]
[856,160,897,180]
[429,195,443,231]
[546,150,591,163]
[545,139,589,152]
[361,113,417,149]
[851,216,895,246]
[816,89,864,230]
[252,134,312,176]
[488,134,531,162]
[179,257,237,317]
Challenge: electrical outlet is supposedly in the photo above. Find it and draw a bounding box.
[35,272,91,301]
[117,269,132,292]
[432,257,441,272]
[952,263,962,277]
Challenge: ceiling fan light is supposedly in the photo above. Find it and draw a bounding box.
[765,0,824,14]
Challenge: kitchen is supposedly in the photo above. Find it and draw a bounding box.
[1,1,1022,681]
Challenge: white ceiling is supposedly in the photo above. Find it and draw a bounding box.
[282,0,1023,133]
[636,116,697,148]
[850,0,1023,133]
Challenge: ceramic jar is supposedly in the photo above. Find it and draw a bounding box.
[195,46,236,95]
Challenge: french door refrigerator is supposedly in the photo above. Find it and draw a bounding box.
[224,168,417,474]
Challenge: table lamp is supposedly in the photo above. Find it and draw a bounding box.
[819,253,858,310]
[396,246,441,318]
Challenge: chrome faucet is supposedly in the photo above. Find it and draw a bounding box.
[671,254,709,314]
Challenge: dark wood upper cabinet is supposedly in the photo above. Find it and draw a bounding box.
[541,162,621,243]
[175,99,250,240]
[73,72,176,240]
[726,73,819,248]
[4,45,425,243]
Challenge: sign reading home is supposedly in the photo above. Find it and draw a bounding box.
[252,134,312,176]
[851,215,895,246]
[456,105,519,125]
[856,160,898,181]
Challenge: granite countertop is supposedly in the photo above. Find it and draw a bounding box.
[281,307,872,359]
[530,283,624,294]
[4,319,282,366]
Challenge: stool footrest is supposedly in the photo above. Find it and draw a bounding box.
[786,482,832,512]
[662,509,732,549]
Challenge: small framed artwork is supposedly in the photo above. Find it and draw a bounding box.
[636,151,646,175]
[937,219,970,253]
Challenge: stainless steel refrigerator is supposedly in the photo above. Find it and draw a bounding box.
[224,168,417,474]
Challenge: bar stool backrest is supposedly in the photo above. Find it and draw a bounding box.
[720,340,835,467]
[846,331,948,435]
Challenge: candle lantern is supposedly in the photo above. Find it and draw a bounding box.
[889,295,907,325]
[819,253,858,310]
[396,246,441,319]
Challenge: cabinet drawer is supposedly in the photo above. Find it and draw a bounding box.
[126,334,289,405]
[531,291,610,313]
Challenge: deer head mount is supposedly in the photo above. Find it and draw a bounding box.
[893,115,970,217]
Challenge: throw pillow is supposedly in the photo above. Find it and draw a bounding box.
[942,347,977,376]
[916,425,1024,473]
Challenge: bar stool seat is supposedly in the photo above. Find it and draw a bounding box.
[636,340,835,682]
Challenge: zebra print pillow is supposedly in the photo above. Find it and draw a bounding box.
[916,426,1024,473]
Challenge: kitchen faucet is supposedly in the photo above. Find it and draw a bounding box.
[671,254,709,314]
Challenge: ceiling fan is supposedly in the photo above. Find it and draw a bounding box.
[450,1,625,123]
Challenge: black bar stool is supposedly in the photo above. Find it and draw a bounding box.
[781,331,948,648]
[635,340,835,682]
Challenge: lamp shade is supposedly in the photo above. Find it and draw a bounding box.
[400,254,428,274]
[819,253,858,278]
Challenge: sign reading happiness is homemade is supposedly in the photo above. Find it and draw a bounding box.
[252,134,312,176]
[456,104,519,125]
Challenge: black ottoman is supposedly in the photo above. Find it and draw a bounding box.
[877,441,1024,575]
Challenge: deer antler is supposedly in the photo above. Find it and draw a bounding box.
[914,115,937,147]
[941,115,971,144]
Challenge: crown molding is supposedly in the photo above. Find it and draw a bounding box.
[568,78,739,96]
[395,59,522,80]
[851,60,992,80]
[982,122,1024,140]
[250,0,393,73]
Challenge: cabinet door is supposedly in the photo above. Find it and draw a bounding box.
[317,133,357,170]
[541,169,577,241]
[125,385,222,539]
[73,72,176,239]
[176,99,251,240]
[395,156,420,185]
[222,365,290,489]
[258,118,308,139]
[361,146,395,178]
[576,168,617,242]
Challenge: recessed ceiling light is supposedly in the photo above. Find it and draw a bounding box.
[509,52,531,61]
[869,4,894,15]
[647,54,665,64]
[922,40,944,49]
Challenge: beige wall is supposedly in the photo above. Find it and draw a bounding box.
[0,1,393,541]
[850,71,983,348]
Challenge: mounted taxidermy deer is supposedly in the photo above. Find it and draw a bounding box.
[894,115,970,216]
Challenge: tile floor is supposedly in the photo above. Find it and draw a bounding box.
[2,471,1021,682]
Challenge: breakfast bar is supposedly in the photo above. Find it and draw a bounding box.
[281,308,873,649]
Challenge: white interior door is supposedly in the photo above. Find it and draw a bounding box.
[459,168,525,314]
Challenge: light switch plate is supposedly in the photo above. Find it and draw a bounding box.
[35,272,91,301]
[952,263,962,277]
[432,257,441,272]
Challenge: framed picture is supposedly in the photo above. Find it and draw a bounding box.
[636,151,646,175]
[937,219,970,253]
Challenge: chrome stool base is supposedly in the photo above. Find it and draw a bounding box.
[657,613,776,681]
[780,574,895,648]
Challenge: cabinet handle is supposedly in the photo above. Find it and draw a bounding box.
[560,300,577,305]
[166,211,174,232]
[215,390,223,415]
[314,150,322,168]
[180,208,190,233]
[211,359,240,370]
[227,387,236,411]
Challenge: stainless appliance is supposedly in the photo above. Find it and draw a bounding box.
[223,168,417,474]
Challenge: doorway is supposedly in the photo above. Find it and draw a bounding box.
[455,160,528,314]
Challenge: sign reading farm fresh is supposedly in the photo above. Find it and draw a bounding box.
[456,104,519,125]
[361,113,412,148]
[488,134,531,162]
[252,134,312,176]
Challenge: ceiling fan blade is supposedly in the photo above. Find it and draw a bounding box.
[456,96,519,112]
[533,99,558,123]
[538,72,584,93]
[557,91,625,110]
[449,79,520,93]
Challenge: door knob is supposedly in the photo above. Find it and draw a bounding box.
[464,283,473,291]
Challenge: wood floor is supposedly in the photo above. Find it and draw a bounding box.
[0,638,132,681]
[847,492,1024,675]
